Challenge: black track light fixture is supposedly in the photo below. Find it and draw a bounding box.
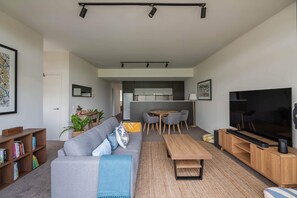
[120,61,170,68]
[79,4,88,18]
[148,5,157,18]
[78,2,207,19]
[201,5,206,18]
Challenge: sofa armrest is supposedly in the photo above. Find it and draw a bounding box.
[51,156,135,198]
[51,156,100,198]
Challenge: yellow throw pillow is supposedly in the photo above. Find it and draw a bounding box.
[123,122,142,133]
[203,134,214,144]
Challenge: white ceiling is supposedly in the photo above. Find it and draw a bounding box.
[0,0,294,68]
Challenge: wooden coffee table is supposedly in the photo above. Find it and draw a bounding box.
[163,134,212,180]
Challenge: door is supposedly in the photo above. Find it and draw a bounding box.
[43,74,62,140]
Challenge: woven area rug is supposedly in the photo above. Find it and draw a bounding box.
[135,141,268,198]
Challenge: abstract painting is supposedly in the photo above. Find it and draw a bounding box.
[0,44,17,114]
[197,79,212,100]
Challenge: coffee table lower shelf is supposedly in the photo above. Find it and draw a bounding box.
[173,160,204,180]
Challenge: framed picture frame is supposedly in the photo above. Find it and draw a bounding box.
[197,79,212,100]
[72,84,92,97]
[0,44,17,115]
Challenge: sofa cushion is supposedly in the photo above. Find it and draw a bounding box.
[113,133,142,154]
[103,117,119,130]
[92,139,111,157]
[64,128,103,156]
[93,122,113,140]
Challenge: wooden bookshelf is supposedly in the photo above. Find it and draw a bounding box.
[0,128,46,190]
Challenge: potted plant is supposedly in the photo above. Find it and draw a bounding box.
[97,110,104,123]
[60,114,91,138]
[93,109,104,124]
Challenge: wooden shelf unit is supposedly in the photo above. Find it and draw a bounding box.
[219,129,297,187]
[0,128,46,190]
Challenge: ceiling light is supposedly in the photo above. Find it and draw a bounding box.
[79,5,88,18]
[201,6,206,18]
[120,61,170,68]
[148,5,157,18]
[78,2,207,19]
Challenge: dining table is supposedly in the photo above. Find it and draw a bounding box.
[150,110,178,135]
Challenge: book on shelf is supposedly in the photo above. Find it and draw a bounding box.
[32,136,36,150]
[13,162,19,180]
[32,155,39,169]
[0,148,7,164]
[13,141,25,159]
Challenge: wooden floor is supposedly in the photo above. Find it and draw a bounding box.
[135,142,269,198]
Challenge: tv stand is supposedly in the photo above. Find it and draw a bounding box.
[219,129,297,187]
[226,129,269,148]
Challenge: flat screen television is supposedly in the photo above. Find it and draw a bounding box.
[229,88,292,146]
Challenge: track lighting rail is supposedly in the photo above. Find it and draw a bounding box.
[78,2,206,7]
[120,61,170,68]
[78,2,206,18]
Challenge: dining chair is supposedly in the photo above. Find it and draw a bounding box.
[142,112,159,135]
[180,110,189,131]
[162,112,182,135]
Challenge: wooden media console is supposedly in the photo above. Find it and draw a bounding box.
[219,129,297,187]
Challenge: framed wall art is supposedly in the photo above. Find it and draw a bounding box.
[0,44,17,114]
[197,79,212,100]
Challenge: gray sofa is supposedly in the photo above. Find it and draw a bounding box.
[51,117,142,198]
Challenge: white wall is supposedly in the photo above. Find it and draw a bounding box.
[43,51,69,140]
[69,53,112,120]
[0,11,43,134]
[111,82,122,116]
[185,3,297,147]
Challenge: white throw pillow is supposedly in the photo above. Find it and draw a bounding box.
[92,138,112,157]
[115,123,129,149]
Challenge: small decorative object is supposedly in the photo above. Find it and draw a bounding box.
[32,155,39,169]
[76,105,83,115]
[60,114,91,138]
[202,134,214,144]
[197,79,212,100]
[0,44,17,115]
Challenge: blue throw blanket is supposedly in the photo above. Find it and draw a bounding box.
[98,155,132,198]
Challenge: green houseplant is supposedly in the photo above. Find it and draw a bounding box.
[60,114,91,138]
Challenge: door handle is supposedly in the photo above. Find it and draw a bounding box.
[53,108,60,110]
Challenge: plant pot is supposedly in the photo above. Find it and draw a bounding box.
[72,131,83,138]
